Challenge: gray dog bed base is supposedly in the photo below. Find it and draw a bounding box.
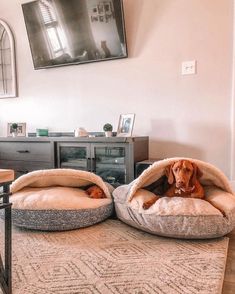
[11,203,113,231]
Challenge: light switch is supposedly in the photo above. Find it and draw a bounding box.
[181,60,196,75]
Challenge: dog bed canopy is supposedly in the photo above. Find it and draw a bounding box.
[4,169,114,231]
[113,158,235,239]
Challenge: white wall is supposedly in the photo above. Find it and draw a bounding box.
[0,0,233,177]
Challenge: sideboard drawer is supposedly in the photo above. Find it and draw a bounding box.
[0,160,53,178]
[0,142,52,162]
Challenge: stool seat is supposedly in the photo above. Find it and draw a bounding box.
[0,169,14,185]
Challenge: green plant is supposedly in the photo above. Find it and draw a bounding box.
[103,123,113,132]
[11,123,18,130]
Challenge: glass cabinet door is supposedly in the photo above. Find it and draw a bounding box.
[92,144,128,186]
[58,143,90,170]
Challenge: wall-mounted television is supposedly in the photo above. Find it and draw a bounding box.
[22,0,127,69]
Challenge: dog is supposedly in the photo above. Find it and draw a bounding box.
[85,185,106,199]
[143,160,205,209]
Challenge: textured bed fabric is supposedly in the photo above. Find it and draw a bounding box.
[113,158,235,239]
[3,169,114,231]
[10,203,113,231]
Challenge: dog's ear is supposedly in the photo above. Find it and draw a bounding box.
[165,164,175,184]
[191,163,203,184]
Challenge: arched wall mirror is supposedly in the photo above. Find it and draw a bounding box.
[0,20,17,98]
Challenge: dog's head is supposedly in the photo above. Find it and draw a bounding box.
[165,160,202,189]
[86,185,106,199]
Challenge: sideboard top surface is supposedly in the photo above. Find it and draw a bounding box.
[0,136,148,143]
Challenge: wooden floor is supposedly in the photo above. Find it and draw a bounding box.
[222,228,235,293]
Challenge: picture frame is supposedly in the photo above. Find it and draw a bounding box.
[117,114,135,137]
[7,122,26,137]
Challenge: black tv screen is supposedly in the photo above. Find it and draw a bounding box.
[22,0,127,69]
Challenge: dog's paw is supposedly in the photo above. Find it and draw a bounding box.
[142,197,160,209]
[142,202,152,210]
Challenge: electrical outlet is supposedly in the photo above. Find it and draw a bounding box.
[181,60,196,75]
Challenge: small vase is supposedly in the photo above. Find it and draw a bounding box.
[105,131,112,137]
[12,131,17,137]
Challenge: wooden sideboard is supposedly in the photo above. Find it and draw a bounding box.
[0,136,149,186]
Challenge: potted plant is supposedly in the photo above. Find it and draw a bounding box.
[11,123,18,137]
[103,123,113,137]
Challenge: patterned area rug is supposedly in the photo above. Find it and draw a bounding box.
[0,219,229,294]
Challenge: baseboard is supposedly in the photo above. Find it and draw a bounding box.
[230,181,235,191]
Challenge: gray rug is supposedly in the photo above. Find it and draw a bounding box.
[0,219,229,294]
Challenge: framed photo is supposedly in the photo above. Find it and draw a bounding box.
[117,114,135,137]
[7,122,26,137]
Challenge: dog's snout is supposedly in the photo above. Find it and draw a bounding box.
[177,180,185,187]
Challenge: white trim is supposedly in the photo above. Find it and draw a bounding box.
[231,1,235,180]
[230,180,235,191]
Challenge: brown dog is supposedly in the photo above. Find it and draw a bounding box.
[143,160,205,209]
[86,185,106,199]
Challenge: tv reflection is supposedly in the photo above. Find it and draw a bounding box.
[22,0,127,69]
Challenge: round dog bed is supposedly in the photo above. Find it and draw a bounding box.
[4,169,114,231]
[113,158,235,239]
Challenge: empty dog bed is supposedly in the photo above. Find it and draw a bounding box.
[2,169,113,231]
[113,158,235,239]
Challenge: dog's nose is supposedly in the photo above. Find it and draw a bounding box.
[177,180,185,187]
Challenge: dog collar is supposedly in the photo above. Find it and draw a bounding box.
[175,185,195,195]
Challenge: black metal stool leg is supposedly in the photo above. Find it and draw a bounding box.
[2,184,12,294]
